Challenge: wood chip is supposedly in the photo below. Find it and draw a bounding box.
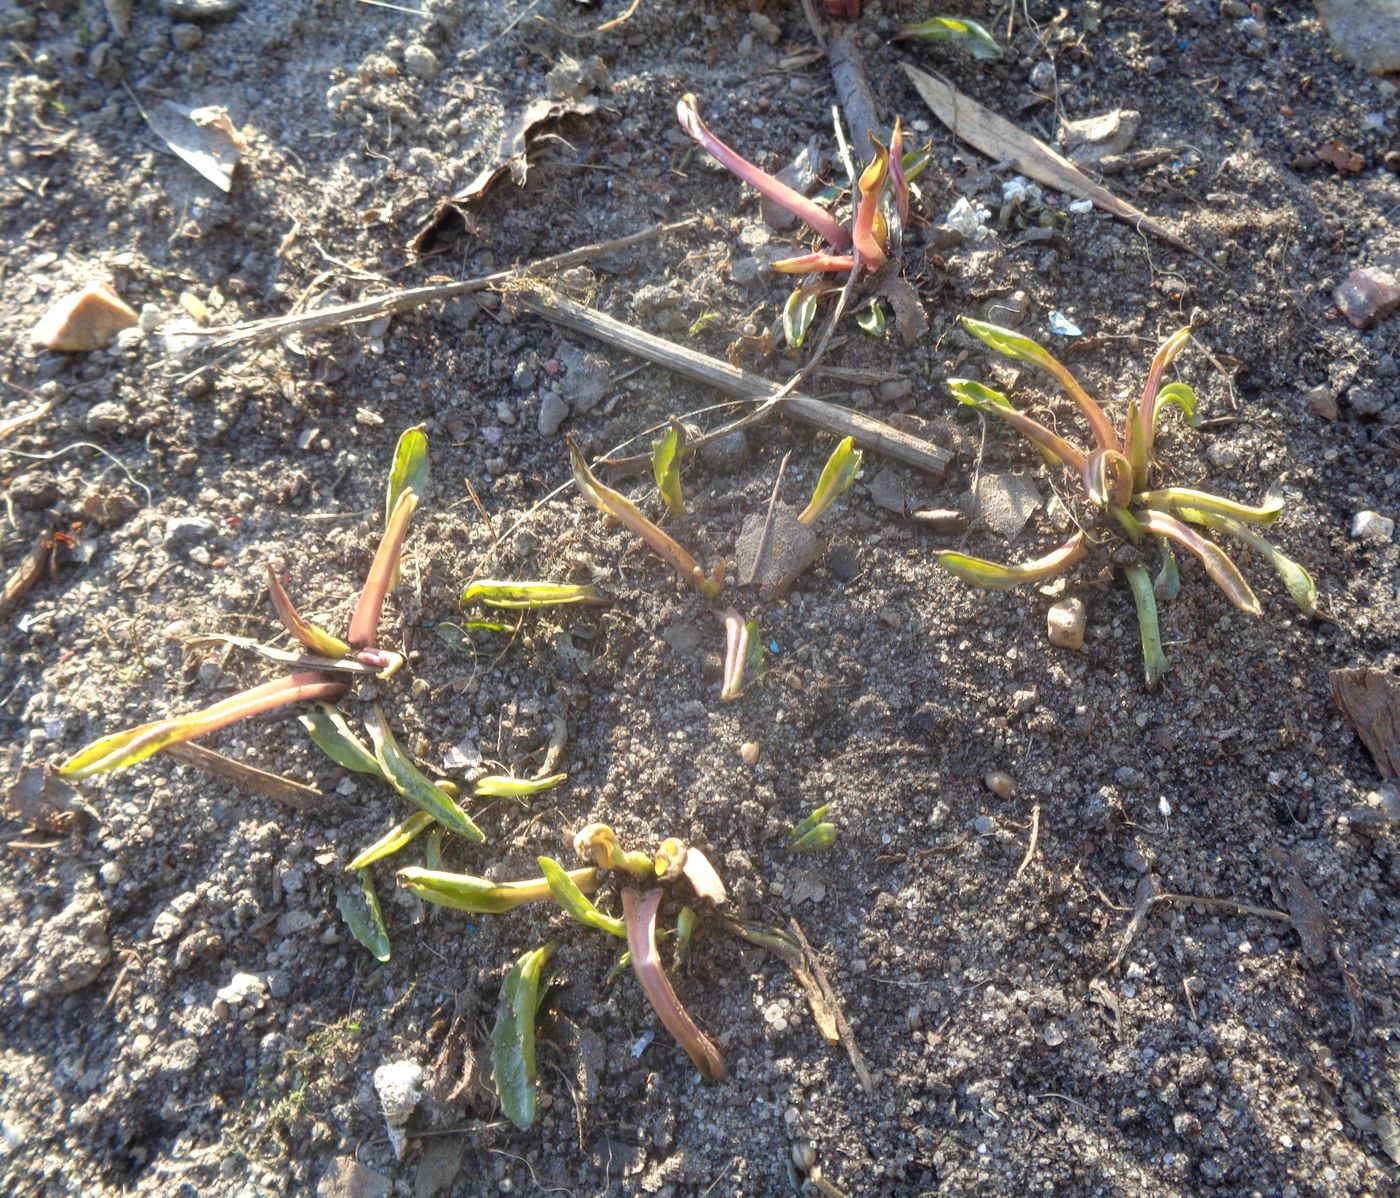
[1330,667,1400,781]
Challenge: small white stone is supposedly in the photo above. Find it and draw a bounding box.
[1350,510,1394,542]
[373,1059,424,1160]
[1046,597,1087,650]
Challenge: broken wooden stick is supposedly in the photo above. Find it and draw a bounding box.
[201,217,700,350]
[163,741,326,811]
[511,290,953,478]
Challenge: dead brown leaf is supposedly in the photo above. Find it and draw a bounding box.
[1318,140,1364,172]
[900,62,1195,256]
[1331,667,1400,780]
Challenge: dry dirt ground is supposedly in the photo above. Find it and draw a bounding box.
[2,1,1400,1195]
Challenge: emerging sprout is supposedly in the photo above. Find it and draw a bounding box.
[568,434,725,599]
[897,16,1002,59]
[798,436,863,526]
[346,811,435,872]
[938,320,1316,687]
[719,607,750,703]
[573,822,654,879]
[651,420,686,517]
[788,805,841,853]
[472,773,568,799]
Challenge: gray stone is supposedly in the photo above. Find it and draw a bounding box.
[8,471,59,510]
[164,516,217,550]
[29,888,110,997]
[538,391,569,436]
[971,472,1042,542]
[734,503,823,598]
[85,401,129,436]
[1060,110,1142,165]
[403,43,440,80]
[160,0,242,20]
[698,428,748,475]
[1334,266,1400,329]
[556,342,610,414]
[318,1157,390,1198]
[1347,387,1393,418]
[1315,0,1400,73]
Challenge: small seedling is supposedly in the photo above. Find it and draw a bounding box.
[491,942,556,1129]
[398,864,600,913]
[61,430,429,777]
[798,436,863,526]
[568,433,725,598]
[336,871,392,963]
[651,420,686,517]
[940,318,1318,688]
[719,607,750,702]
[472,773,568,799]
[788,804,840,853]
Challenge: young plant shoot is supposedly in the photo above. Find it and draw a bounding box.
[939,319,1317,689]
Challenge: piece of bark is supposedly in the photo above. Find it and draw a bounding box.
[829,26,881,164]
[1331,667,1400,780]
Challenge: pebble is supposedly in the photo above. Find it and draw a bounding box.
[699,428,749,475]
[164,515,217,550]
[85,401,130,436]
[1304,384,1338,420]
[1334,267,1400,329]
[740,741,761,766]
[1046,596,1087,650]
[9,472,59,510]
[1205,441,1241,469]
[373,1059,424,1159]
[160,0,243,19]
[1350,510,1394,542]
[216,971,268,1008]
[973,814,998,835]
[983,770,1015,800]
[31,282,138,352]
[403,43,440,80]
[537,391,569,436]
[1029,61,1055,91]
[99,861,123,886]
[1347,387,1392,418]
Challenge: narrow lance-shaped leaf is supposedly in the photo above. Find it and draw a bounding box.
[336,870,392,963]
[61,672,347,779]
[399,865,598,914]
[424,827,444,870]
[1134,487,1282,526]
[539,855,626,937]
[1130,327,1191,484]
[348,487,419,649]
[1153,382,1200,432]
[898,16,1002,58]
[346,811,434,872]
[1154,540,1181,602]
[473,773,567,799]
[851,135,891,269]
[265,565,352,659]
[782,286,820,349]
[651,421,686,517]
[798,436,863,526]
[1176,507,1317,616]
[773,251,857,275]
[492,942,557,1129]
[676,95,850,251]
[888,117,910,227]
[789,823,840,852]
[958,317,1119,452]
[568,433,724,598]
[790,805,830,842]
[947,379,1087,472]
[623,887,726,1082]
[1130,509,1261,615]
[364,704,485,841]
[743,619,765,679]
[385,425,429,589]
[1124,563,1169,692]
[720,607,748,703]
[462,580,610,609]
[936,531,1087,590]
[300,702,385,776]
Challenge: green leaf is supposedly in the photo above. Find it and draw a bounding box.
[789,804,830,843]
[473,773,567,799]
[1154,542,1180,602]
[398,865,598,913]
[424,827,444,870]
[346,811,434,871]
[1124,564,1169,692]
[688,310,721,337]
[1153,382,1200,432]
[387,425,430,525]
[1135,487,1282,526]
[899,16,1002,58]
[797,436,863,525]
[673,905,697,971]
[856,301,887,336]
[336,870,391,963]
[364,704,485,841]
[743,619,765,680]
[538,856,626,937]
[788,824,840,853]
[651,422,686,517]
[492,942,557,1129]
[461,580,611,609]
[1130,510,1261,615]
[300,703,386,777]
[782,286,820,349]
[1176,508,1317,616]
[946,378,1086,471]
[936,532,1086,589]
